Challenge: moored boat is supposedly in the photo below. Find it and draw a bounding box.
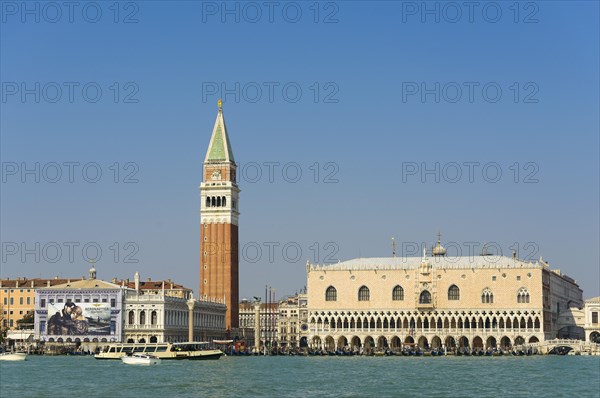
[121,353,161,366]
[0,352,27,361]
[95,342,223,360]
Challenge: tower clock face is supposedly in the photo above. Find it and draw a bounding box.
[301,324,308,332]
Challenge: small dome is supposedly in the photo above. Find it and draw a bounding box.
[432,241,446,256]
[432,232,446,256]
[88,261,97,279]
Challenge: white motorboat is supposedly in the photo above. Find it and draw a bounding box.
[0,352,27,361]
[121,353,161,366]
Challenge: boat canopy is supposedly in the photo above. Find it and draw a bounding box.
[172,341,212,345]
[6,331,34,341]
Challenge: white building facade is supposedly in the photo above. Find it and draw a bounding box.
[124,290,226,343]
[307,246,583,352]
[239,300,278,348]
[584,296,600,343]
[278,293,309,348]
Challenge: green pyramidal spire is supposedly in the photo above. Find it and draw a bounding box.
[205,99,235,163]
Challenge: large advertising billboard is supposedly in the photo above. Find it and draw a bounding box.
[47,302,111,335]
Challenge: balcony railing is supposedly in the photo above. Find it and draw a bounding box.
[416,303,434,309]
[311,326,542,334]
[124,324,162,329]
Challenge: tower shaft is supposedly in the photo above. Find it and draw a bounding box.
[200,102,239,330]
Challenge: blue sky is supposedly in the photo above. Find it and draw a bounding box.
[1,1,599,299]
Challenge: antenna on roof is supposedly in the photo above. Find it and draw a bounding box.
[391,237,396,258]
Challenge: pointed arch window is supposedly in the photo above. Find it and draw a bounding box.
[419,290,431,304]
[481,288,494,304]
[325,286,337,302]
[392,285,404,301]
[517,288,530,303]
[448,285,460,300]
[358,286,370,301]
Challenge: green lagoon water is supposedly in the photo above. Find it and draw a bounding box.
[1,356,599,398]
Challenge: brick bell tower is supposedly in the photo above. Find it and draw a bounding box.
[200,99,240,330]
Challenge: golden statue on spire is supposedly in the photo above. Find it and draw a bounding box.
[218,98,222,109]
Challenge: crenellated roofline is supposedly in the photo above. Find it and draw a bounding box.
[307,255,547,272]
